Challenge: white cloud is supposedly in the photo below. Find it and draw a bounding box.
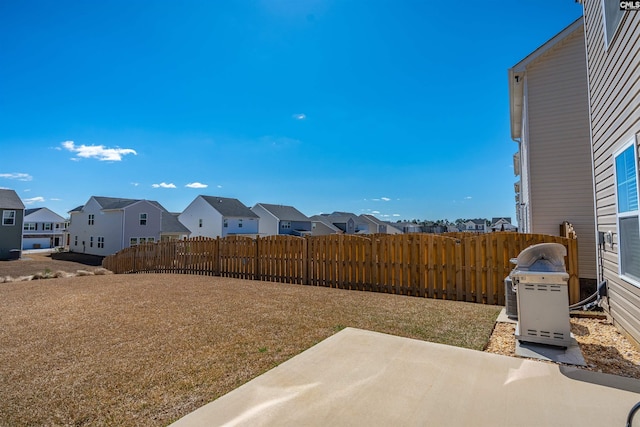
[0,173,33,181]
[61,140,137,161]
[186,182,208,189]
[131,182,140,187]
[217,185,223,188]
[50,198,62,201]
[464,196,472,200]
[23,196,45,205]
[152,182,177,189]
[380,197,391,202]
[393,214,401,217]
[372,210,380,214]
[292,113,306,120]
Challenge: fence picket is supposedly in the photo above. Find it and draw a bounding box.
[102,232,581,305]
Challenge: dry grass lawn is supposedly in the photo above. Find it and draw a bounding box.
[0,273,500,426]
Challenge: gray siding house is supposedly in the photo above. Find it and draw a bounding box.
[360,214,403,235]
[509,18,597,284]
[0,189,25,259]
[579,0,640,345]
[310,215,343,236]
[68,196,190,256]
[251,203,312,236]
[323,212,367,234]
[179,195,259,238]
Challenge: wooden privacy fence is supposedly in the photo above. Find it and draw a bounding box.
[102,232,580,305]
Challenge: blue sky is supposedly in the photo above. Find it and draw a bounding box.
[0,1,583,223]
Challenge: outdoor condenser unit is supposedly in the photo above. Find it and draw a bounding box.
[511,243,571,348]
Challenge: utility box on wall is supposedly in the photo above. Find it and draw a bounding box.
[511,243,571,348]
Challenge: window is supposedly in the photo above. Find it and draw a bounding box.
[44,223,52,231]
[199,218,203,228]
[74,236,78,246]
[130,237,138,246]
[24,223,36,231]
[148,237,155,243]
[97,237,104,248]
[602,0,625,48]
[2,210,16,226]
[88,214,94,225]
[139,237,147,244]
[223,218,228,228]
[281,221,291,229]
[238,219,243,228]
[615,140,640,284]
[90,236,94,247]
[140,213,147,225]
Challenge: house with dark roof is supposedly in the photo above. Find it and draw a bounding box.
[251,203,312,236]
[360,214,402,235]
[489,217,517,232]
[309,215,343,236]
[458,219,487,233]
[0,189,25,259]
[22,207,67,249]
[68,196,190,256]
[178,195,259,238]
[322,212,365,234]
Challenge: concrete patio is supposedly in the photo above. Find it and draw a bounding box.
[171,327,640,426]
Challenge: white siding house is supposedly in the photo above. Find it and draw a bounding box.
[68,196,190,256]
[178,195,259,238]
[22,207,67,249]
[579,0,640,345]
[509,18,597,283]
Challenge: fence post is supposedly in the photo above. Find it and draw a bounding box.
[302,237,308,285]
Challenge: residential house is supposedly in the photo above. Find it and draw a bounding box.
[309,215,343,236]
[489,217,517,232]
[360,214,403,235]
[578,0,640,345]
[0,189,25,260]
[22,207,68,249]
[458,219,487,233]
[509,18,597,285]
[68,196,190,256]
[322,212,371,234]
[179,195,259,238]
[393,222,423,233]
[251,203,312,236]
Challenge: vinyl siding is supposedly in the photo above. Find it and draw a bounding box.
[522,26,597,280]
[179,196,224,237]
[583,0,640,344]
[0,208,23,258]
[123,201,162,244]
[252,204,278,236]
